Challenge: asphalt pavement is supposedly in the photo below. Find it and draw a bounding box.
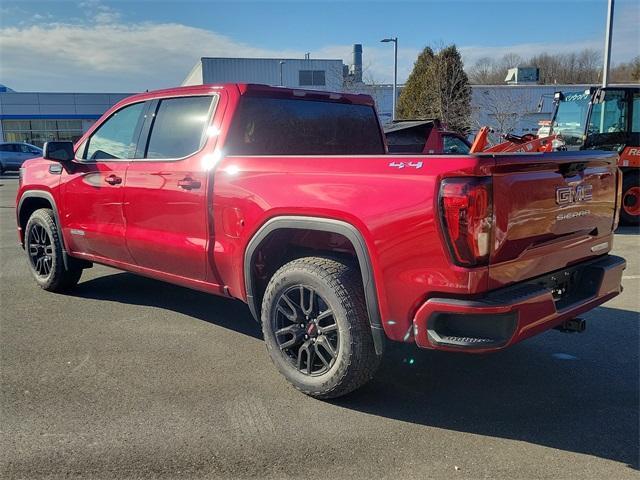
[1,172,638,479]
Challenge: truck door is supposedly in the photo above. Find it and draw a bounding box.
[123,94,220,282]
[60,101,147,263]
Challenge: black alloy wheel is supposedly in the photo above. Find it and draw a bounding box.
[27,223,54,278]
[261,256,380,399]
[24,208,83,292]
[273,285,339,376]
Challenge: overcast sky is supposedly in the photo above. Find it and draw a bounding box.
[1,0,638,92]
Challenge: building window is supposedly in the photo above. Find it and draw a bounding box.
[1,119,86,147]
[299,70,326,86]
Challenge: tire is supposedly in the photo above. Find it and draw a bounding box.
[24,208,82,292]
[620,171,640,226]
[261,256,380,399]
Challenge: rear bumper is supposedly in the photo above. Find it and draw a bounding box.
[412,255,626,352]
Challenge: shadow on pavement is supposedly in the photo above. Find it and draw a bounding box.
[334,305,639,470]
[72,272,638,469]
[73,271,262,340]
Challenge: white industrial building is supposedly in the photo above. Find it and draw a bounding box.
[182,57,346,92]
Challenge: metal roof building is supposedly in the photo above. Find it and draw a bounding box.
[183,57,345,92]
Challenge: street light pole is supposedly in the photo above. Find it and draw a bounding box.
[381,37,398,122]
[602,0,615,87]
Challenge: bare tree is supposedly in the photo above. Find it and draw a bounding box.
[469,49,604,84]
[611,56,640,82]
[469,53,524,84]
[500,53,523,70]
[472,87,536,137]
[469,57,498,84]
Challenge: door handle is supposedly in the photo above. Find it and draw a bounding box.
[105,174,122,185]
[178,177,201,190]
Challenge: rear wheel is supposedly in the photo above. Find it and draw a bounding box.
[261,257,380,399]
[25,208,82,292]
[620,171,640,225]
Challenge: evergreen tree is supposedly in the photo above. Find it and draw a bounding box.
[397,47,435,120]
[397,45,471,134]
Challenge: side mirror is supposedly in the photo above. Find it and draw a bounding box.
[43,141,75,162]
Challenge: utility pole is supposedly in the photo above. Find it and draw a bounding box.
[381,37,398,121]
[602,0,615,87]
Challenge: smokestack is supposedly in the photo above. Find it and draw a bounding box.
[352,44,363,83]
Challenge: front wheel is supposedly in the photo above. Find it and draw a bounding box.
[620,171,640,226]
[25,208,82,292]
[261,257,380,399]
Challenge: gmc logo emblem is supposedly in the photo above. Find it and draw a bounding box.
[556,184,593,205]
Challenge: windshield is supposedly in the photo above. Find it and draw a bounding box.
[552,91,590,147]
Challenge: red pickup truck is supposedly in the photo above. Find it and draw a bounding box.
[16,84,626,399]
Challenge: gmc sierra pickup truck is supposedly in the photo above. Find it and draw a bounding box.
[16,84,626,399]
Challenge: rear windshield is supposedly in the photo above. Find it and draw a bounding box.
[225,96,385,155]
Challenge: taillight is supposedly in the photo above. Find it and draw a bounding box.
[439,177,493,267]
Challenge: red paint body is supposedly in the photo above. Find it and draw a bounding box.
[16,84,626,352]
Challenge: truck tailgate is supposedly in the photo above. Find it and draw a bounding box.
[488,150,619,290]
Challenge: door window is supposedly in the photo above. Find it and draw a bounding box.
[83,102,146,160]
[588,91,628,134]
[145,96,214,159]
[19,144,39,154]
[632,93,640,133]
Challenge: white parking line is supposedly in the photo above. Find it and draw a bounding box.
[622,275,640,280]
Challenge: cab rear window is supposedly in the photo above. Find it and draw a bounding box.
[226,96,384,155]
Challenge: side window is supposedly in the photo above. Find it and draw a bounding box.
[19,144,37,153]
[84,102,146,160]
[588,91,628,134]
[442,135,470,154]
[145,96,214,159]
[0,144,11,152]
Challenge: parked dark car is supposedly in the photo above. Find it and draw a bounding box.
[0,142,42,174]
